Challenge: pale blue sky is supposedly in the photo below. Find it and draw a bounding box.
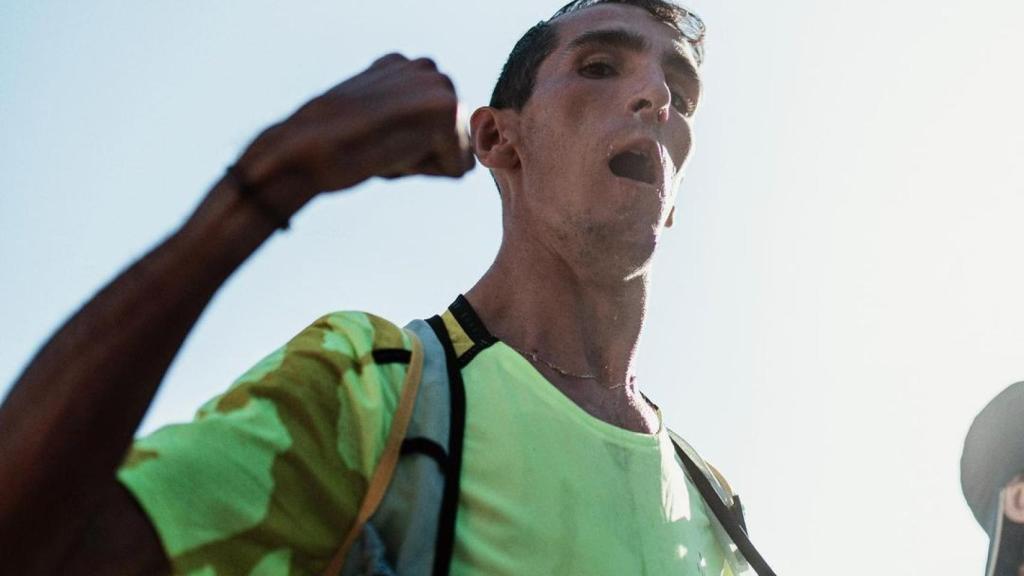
[4,1,1024,573]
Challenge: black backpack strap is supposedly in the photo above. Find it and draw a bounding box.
[425,315,466,576]
[671,439,776,576]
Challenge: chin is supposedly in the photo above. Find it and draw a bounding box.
[575,225,661,283]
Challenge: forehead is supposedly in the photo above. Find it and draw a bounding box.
[551,3,697,64]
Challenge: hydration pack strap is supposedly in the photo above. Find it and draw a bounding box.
[671,439,776,576]
[323,330,425,576]
[426,315,467,576]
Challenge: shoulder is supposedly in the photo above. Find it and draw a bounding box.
[289,310,413,358]
[222,311,414,393]
[233,310,416,420]
[182,310,417,443]
[117,311,420,572]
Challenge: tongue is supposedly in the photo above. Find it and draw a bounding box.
[609,151,655,184]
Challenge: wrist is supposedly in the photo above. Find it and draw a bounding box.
[234,124,322,210]
[176,174,281,270]
[225,165,292,231]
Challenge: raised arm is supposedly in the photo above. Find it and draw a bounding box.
[0,54,473,573]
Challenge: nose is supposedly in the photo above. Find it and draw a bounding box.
[628,67,672,124]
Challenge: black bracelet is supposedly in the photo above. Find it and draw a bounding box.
[224,164,290,231]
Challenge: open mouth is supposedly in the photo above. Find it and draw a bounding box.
[608,149,658,185]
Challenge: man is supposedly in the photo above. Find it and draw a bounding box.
[0,1,752,574]
[962,381,1024,576]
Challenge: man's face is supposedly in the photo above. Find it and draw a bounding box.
[511,3,702,279]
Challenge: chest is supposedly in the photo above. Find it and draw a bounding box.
[449,361,729,576]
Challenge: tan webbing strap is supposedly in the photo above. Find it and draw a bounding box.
[322,330,425,576]
[706,462,736,505]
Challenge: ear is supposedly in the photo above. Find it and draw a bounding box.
[470,106,519,170]
[665,205,676,228]
[1005,479,1024,524]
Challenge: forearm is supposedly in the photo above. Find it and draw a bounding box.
[0,171,299,565]
[0,51,471,570]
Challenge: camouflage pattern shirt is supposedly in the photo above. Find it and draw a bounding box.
[120,306,733,575]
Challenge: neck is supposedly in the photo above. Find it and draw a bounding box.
[465,231,657,432]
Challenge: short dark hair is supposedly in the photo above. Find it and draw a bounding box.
[489,0,706,110]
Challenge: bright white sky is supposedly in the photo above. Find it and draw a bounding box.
[3,1,1023,573]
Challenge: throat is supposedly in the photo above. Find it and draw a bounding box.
[463,261,655,432]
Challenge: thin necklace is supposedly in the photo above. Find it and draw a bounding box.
[507,343,631,390]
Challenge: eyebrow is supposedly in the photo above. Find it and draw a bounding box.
[566,28,700,84]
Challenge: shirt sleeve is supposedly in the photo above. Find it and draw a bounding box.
[117,311,413,576]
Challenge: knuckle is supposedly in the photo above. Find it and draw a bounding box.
[423,71,455,91]
[411,57,438,70]
[438,74,456,93]
[419,78,457,102]
[372,52,407,67]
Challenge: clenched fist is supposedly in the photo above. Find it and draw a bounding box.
[235,53,475,207]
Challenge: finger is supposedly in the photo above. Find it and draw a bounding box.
[335,124,437,187]
[403,154,448,178]
[409,57,438,71]
[371,52,408,68]
[428,102,475,177]
[449,104,477,176]
[456,104,476,173]
[378,126,462,180]
[412,58,455,92]
[401,109,475,178]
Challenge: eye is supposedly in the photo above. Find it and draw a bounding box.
[579,61,617,78]
[671,90,695,116]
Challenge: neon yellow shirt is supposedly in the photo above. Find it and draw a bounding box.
[440,310,733,576]
[118,307,735,575]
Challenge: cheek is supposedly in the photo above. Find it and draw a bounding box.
[522,87,608,184]
[536,76,617,141]
[669,122,694,172]
[560,84,601,128]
